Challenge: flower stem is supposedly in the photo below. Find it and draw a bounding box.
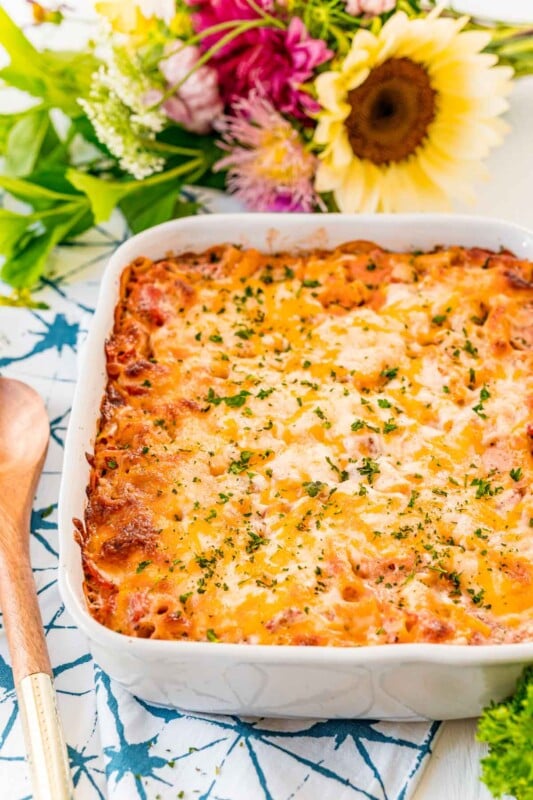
[148,19,276,109]
[145,140,203,157]
[157,20,255,64]
[241,0,284,29]
[142,158,206,186]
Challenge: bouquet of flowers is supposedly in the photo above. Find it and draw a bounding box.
[1,0,533,300]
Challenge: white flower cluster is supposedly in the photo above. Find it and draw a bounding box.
[106,44,166,131]
[79,45,166,180]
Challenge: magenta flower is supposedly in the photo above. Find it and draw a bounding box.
[188,2,332,119]
[214,92,319,212]
[150,44,223,134]
[188,0,274,28]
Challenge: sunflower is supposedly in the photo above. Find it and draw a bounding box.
[313,11,513,212]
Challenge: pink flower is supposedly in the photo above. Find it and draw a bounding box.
[188,2,332,119]
[215,92,319,212]
[345,0,396,15]
[155,44,223,133]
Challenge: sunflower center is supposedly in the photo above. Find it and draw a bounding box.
[345,57,436,165]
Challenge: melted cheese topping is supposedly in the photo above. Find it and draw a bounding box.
[80,242,533,646]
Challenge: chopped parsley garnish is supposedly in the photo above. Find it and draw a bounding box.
[142,379,152,387]
[380,366,399,381]
[136,560,152,573]
[383,419,398,434]
[303,279,321,288]
[235,327,254,340]
[228,450,253,474]
[351,419,365,431]
[471,477,504,498]
[473,385,491,418]
[303,481,324,498]
[510,467,523,482]
[206,387,251,408]
[407,490,419,508]
[326,456,349,482]
[467,587,485,605]
[357,457,380,485]
[209,334,223,343]
[377,398,391,408]
[257,387,275,399]
[432,314,447,326]
[480,386,491,402]
[206,629,219,642]
[246,531,267,553]
[463,339,479,357]
[106,458,118,469]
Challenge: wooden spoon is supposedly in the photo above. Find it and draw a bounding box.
[0,377,73,800]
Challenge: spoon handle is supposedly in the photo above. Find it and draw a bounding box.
[0,550,73,800]
[18,673,74,800]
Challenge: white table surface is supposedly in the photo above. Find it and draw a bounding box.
[1,2,532,798]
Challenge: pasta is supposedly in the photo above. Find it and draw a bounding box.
[78,241,533,645]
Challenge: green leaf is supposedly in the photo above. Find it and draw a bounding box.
[0,202,88,288]
[195,170,227,191]
[0,65,46,100]
[0,209,36,260]
[171,198,202,219]
[68,160,207,225]
[0,108,42,154]
[0,9,96,115]
[67,170,137,223]
[119,182,188,234]
[0,7,41,75]
[478,666,533,800]
[33,121,66,171]
[27,168,81,196]
[5,110,50,176]
[0,175,75,207]
[2,226,62,289]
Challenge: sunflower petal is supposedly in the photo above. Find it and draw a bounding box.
[312,8,511,214]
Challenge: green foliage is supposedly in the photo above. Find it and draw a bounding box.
[68,158,208,229]
[119,182,195,234]
[5,110,59,176]
[477,666,533,800]
[0,175,92,289]
[0,7,96,116]
[0,14,214,292]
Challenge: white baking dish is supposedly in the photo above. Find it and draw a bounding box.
[58,213,533,720]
